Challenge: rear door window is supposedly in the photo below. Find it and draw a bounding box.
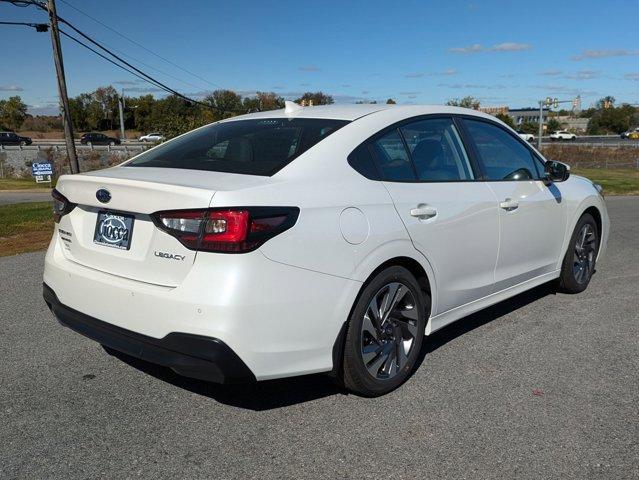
[400,117,474,181]
[128,118,349,176]
[369,129,416,181]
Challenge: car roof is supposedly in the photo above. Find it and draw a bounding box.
[220,103,503,123]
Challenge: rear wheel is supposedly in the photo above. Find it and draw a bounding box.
[342,266,427,397]
[109,141,115,146]
[559,213,599,293]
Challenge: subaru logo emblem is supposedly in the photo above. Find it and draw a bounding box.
[96,189,111,204]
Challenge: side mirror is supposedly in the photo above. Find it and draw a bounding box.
[544,160,570,183]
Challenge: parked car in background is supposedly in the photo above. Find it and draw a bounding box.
[139,132,165,142]
[516,130,535,142]
[80,133,120,146]
[621,127,639,139]
[0,131,32,146]
[44,103,609,397]
[550,130,576,141]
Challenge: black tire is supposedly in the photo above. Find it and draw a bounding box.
[342,266,427,397]
[558,213,599,293]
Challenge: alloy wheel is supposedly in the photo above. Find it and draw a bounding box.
[573,223,596,285]
[360,282,419,380]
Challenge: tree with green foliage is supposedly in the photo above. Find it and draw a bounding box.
[386,98,396,104]
[546,118,561,133]
[295,91,334,106]
[445,96,480,109]
[586,97,636,134]
[242,92,285,112]
[204,90,243,118]
[495,112,515,128]
[0,96,28,131]
[519,122,538,134]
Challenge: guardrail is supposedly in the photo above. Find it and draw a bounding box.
[0,144,149,153]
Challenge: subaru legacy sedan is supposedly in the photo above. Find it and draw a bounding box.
[43,103,609,396]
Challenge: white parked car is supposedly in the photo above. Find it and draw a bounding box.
[550,130,576,141]
[139,132,164,142]
[516,130,534,142]
[43,103,609,396]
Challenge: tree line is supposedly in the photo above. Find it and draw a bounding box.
[2,89,637,138]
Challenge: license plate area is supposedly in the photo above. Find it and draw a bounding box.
[93,210,135,250]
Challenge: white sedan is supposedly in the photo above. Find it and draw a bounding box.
[43,103,609,396]
[516,130,535,142]
[138,132,165,142]
[550,130,577,141]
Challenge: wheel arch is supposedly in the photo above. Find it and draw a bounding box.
[330,253,436,378]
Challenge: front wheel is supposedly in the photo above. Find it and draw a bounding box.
[558,213,599,293]
[342,266,427,397]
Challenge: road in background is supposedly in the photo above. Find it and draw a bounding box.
[0,191,52,205]
[0,197,637,479]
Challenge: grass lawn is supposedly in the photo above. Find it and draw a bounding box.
[572,168,639,196]
[0,202,53,257]
[0,178,54,191]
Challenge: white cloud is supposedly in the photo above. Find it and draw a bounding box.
[490,42,531,52]
[539,69,562,76]
[564,70,601,80]
[448,43,531,54]
[448,43,483,54]
[572,49,639,61]
[624,73,639,81]
[0,85,24,92]
[439,83,506,90]
[299,65,321,72]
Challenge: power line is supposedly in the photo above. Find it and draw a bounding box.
[56,19,216,109]
[1,0,242,113]
[57,0,224,90]
[59,29,169,93]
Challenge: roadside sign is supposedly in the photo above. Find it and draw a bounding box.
[32,162,53,186]
[35,174,52,184]
[32,162,53,176]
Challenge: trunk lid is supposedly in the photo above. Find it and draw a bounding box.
[55,166,271,286]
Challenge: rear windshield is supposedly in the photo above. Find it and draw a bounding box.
[127,118,349,176]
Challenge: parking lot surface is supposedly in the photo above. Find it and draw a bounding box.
[1,197,637,479]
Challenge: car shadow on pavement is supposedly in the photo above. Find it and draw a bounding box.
[106,282,557,411]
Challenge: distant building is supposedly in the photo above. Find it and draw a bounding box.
[479,106,509,115]
[508,108,549,126]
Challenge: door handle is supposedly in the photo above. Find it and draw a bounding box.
[410,205,437,219]
[499,198,519,211]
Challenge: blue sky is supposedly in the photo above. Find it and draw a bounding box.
[1,0,638,114]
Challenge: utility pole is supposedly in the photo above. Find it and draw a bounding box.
[47,0,80,174]
[537,100,544,150]
[118,90,126,141]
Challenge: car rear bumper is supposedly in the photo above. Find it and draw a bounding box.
[43,232,362,380]
[43,283,256,384]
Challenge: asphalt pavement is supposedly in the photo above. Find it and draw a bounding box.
[0,197,637,479]
[0,190,51,205]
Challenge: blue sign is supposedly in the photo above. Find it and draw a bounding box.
[32,162,53,176]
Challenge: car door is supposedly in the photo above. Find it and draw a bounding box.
[369,116,500,316]
[460,117,567,291]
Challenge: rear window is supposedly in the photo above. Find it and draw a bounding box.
[127,118,349,176]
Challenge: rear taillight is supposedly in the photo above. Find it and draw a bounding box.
[52,189,75,223]
[152,207,299,253]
